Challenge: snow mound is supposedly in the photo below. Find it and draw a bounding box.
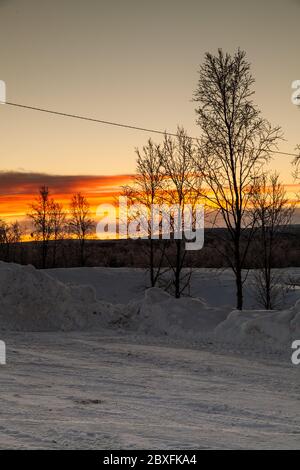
[127,287,228,339]
[215,306,300,349]
[0,262,227,335]
[1,261,299,354]
[0,262,122,331]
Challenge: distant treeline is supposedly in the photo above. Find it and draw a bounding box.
[1,227,299,270]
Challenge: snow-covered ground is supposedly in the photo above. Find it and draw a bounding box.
[47,266,300,308]
[0,331,299,449]
[0,262,299,449]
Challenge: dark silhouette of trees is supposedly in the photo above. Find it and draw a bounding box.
[194,49,281,309]
[250,173,294,309]
[159,129,202,298]
[28,187,68,268]
[123,129,203,298]
[68,193,93,266]
[50,200,66,267]
[28,186,53,268]
[0,220,22,262]
[121,139,166,287]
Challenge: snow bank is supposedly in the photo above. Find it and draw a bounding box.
[0,263,228,335]
[0,262,122,331]
[127,287,228,339]
[215,305,300,349]
[1,262,299,353]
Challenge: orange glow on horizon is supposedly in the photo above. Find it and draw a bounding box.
[1,174,300,234]
[0,174,133,222]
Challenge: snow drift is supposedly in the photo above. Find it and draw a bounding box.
[127,287,228,338]
[0,262,121,331]
[0,262,299,352]
[215,305,300,349]
[0,262,227,335]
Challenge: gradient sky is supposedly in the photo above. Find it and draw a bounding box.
[0,0,299,218]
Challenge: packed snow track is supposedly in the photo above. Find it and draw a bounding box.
[0,332,299,450]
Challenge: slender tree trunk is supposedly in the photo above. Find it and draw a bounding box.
[236,267,243,310]
[265,253,272,309]
[150,238,155,287]
[266,279,271,309]
[234,230,243,310]
[175,239,182,299]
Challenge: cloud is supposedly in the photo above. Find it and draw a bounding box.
[0,171,133,219]
[0,171,132,196]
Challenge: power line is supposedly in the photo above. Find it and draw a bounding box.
[2,101,179,139]
[1,100,299,158]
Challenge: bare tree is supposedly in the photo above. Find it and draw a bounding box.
[0,220,22,262]
[68,193,93,266]
[250,173,294,309]
[50,200,66,267]
[194,49,281,309]
[28,186,53,268]
[121,139,166,287]
[0,220,10,261]
[159,128,202,298]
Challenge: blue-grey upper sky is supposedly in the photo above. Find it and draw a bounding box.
[0,0,299,181]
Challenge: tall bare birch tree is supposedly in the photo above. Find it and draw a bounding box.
[194,49,281,309]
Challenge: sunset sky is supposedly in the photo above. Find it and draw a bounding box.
[0,0,299,222]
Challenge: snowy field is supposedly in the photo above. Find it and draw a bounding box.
[46,266,300,308]
[0,262,299,449]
